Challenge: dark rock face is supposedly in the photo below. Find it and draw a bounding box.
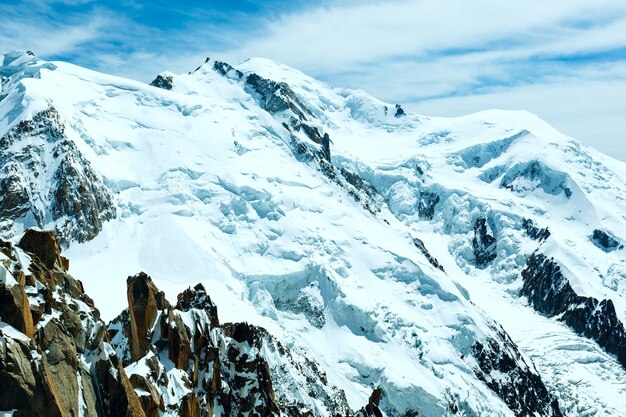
[591,229,622,252]
[521,252,626,368]
[321,132,331,161]
[354,388,384,417]
[0,280,34,338]
[149,74,173,90]
[245,73,311,120]
[472,217,497,268]
[212,60,244,79]
[500,160,572,198]
[472,328,563,417]
[418,192,440,220]
[394,104,405,118]
[18,229,64,269]
[522,218,551,242]
[0,107,116,243]
[412,237,445,272]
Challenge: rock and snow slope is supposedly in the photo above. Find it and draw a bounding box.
[0,50,625,415]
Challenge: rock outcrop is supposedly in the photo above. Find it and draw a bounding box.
[472,327,563,417]
[591,229,622,251]
[472,217,497,268]
[110,273,352,417]
[0,228,355,416]
[0,107,116,243]
[521,252,626,368]
[150,74,173,90]
[354,388,384,417]
[207,59,384,215]
[394,104,405,118]
[522,218,551,242]
[0,228,137,417]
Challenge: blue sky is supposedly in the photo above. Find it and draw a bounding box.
[2,0,626,159]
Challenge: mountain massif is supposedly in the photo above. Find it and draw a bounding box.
[1,50,625,416]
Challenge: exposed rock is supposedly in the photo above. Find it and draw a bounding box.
[472,328,563,417]
[394,104,405,118]
[245,73,311,120]
[354,388,384,417]
[18,228,63,269]
[0,231,139,417]
[0,107,116,243]
[212,65,384,216]
[179,393,200,417]
[110,275,352,417]
[321,133,331,161]
[472,217,497,268]
[94,344,147,417]
[522,218,551,242]
[129,373,162,417]
[418,191,440,220]
[36,319,80,416]
[591,229,622,252]
[0,282,34,337]
[412,237,445,272]
[212,60,244,79]
[175,283,219,327]
[521,252,626,368]
[149,74,173,90]
[0,334,69,417]
[127,272,166,362]
[166,308,191,369]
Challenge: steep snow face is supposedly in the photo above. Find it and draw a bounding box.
[255,64,626,415]
[0,50,622,415]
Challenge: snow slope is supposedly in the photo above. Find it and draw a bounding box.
[1,50,625,415]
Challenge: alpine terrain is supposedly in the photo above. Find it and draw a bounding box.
[1,50,625,416]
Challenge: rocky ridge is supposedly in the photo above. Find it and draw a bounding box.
[0,228,370,416]
[0,106,116,243]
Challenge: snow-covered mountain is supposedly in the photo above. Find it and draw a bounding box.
[1,49,625,416]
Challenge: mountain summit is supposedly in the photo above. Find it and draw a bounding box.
[1,51,625,416]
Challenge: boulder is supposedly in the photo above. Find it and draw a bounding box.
[18,228,62,270]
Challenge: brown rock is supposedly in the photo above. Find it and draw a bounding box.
[18,228,63,270]
[79,366,103,417]
[129,373,162,417]
[0,282,34,338]
[176,283,219,327]
[36,319,80,416]
[179,393,200,417]
[0,239,13,258]
[60,256,70,271]
[355,388,384,417]
[167,309,191,370]
[0,335,68,417]
[94,344,147,417]
[127,272,163,362]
